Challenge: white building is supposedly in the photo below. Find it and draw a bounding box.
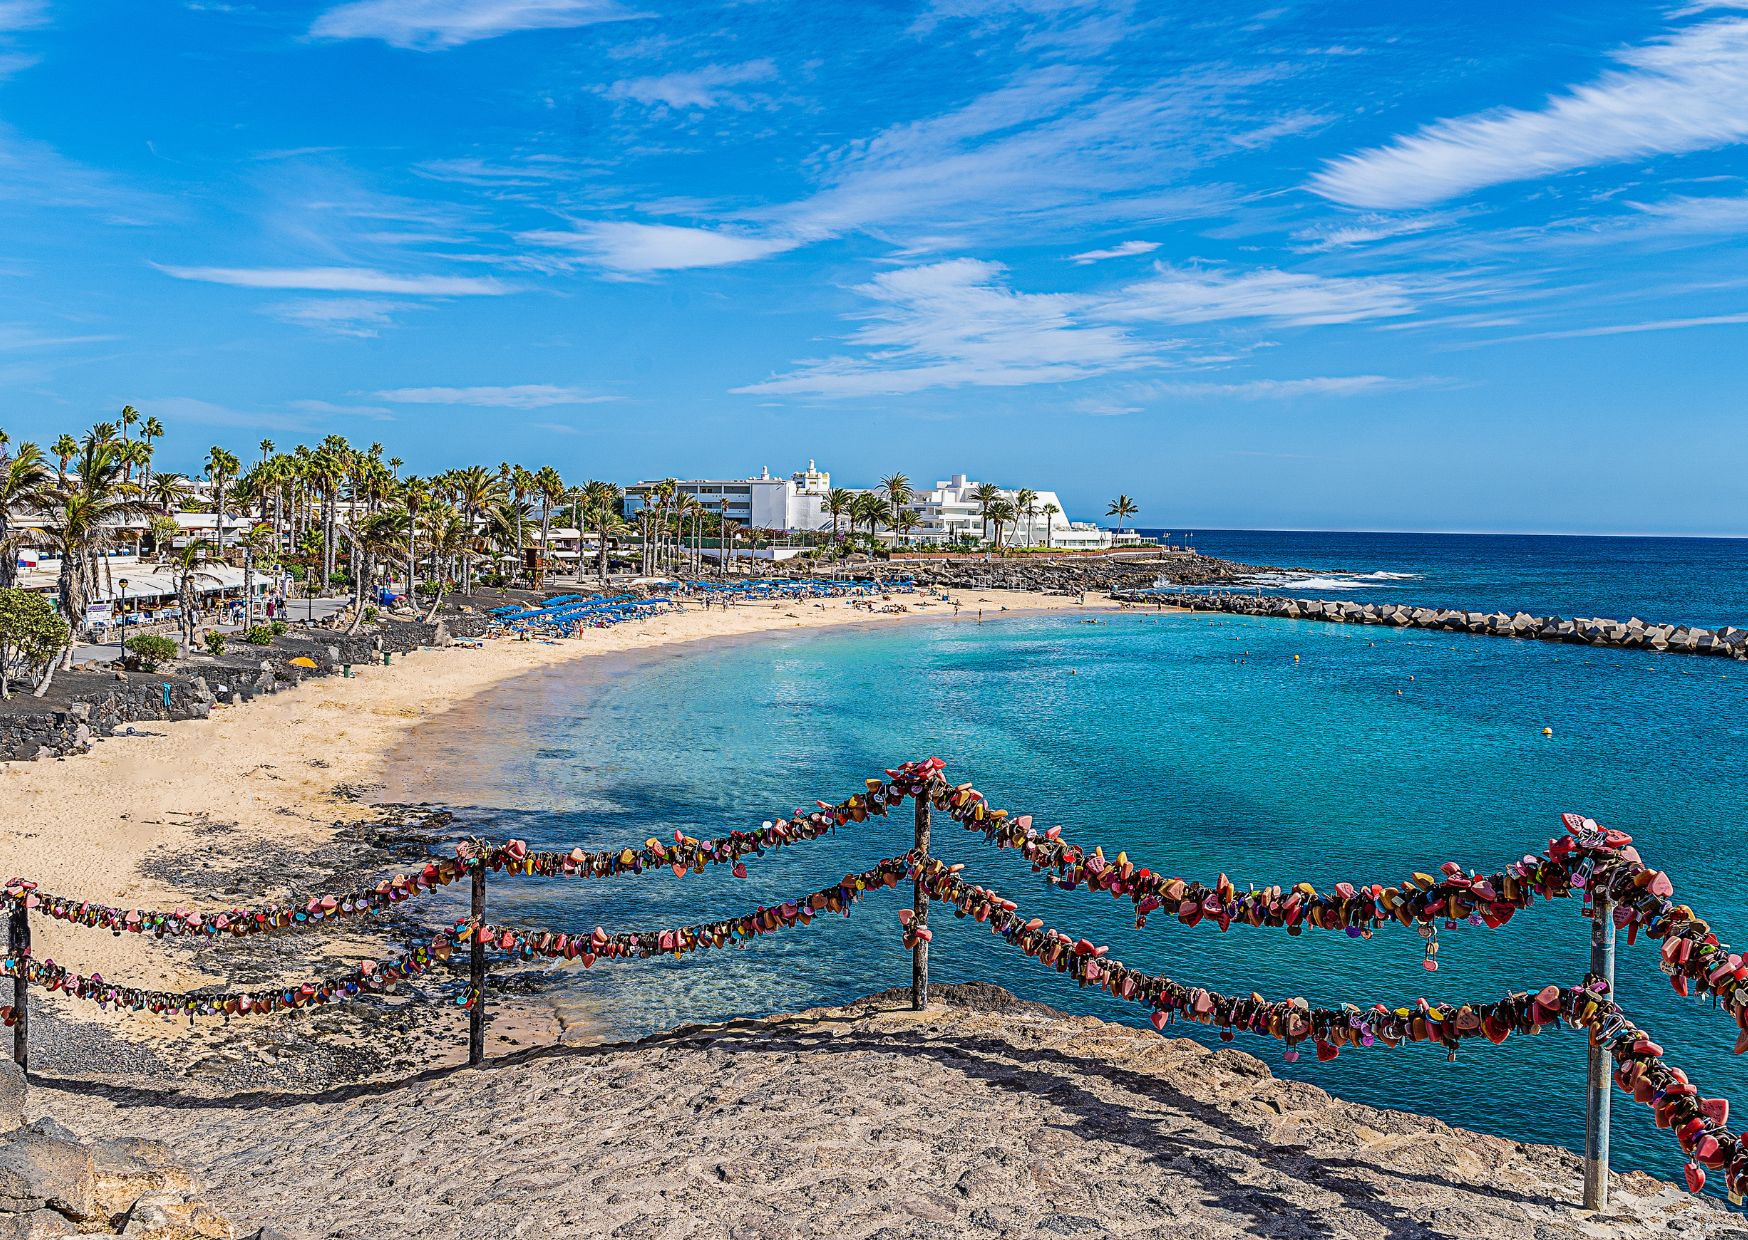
[624,462,836,533]
[903,475,1113,549]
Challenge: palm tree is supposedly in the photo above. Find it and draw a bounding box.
[236,522,275,629]
[41,438,148,664]
[987,498,1017,551]
[880,473,911,533]
[50,435,77,484]
[168,539,223,652]
[204,445,241,556]
[580,480,622,585]
[450,464,502,593]
[119,405,139,450]
[1041,502,1060,550]
[1014,488,1037,548]
[972,481,1002,544]
[893,508,921,547]
[400,475,430,602]
[851,492,886,545]
[138,416,164,496]
[0,441,51,590]
[533,465,566,586]
[1106,494,1138,543]
[824,488,853,547]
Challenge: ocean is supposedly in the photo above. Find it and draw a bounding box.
[391,531,1748,1186]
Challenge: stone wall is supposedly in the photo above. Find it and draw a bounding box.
[0,615,475,764]
[1122,591,1748,659]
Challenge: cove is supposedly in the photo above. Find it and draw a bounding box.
[388,611,1748,1180]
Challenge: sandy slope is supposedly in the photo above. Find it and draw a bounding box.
[35,985,1734,1240]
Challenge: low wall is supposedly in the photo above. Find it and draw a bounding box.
[1123,591,1748,659]
[0,614,488,764]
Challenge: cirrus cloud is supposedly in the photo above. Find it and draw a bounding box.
[1311,18,1748,209]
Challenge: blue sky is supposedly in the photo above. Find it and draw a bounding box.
[2,0,1747,534]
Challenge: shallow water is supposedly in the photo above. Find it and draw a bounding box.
[387,611,1748,1183]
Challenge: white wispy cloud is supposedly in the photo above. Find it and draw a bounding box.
[1069,239,1159,263]
[142,396,318,432]
[733,258,1150,398]
[1482,311,1748,343]
[544,64,1230,274]
[519,221,801,273]
[153,264,512,295]
[1109,264,1419,326]
[373,384,616,408]
[1133,375,1421,399]
[0,1,46,31]
[607,59,777,109]
[263,297,421,337]
[0,323,118,350]
[311,0,643,50]
[1312,18,1748,208]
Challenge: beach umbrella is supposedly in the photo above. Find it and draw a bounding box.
[287,656,318,669]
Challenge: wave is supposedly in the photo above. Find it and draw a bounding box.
[1235,569,1423,593]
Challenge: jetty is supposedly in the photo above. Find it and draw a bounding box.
[1118,590,1748,660]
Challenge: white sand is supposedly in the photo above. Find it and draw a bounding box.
[0,589,1109,995]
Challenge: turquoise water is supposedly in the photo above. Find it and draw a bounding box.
[426,612,1748,1182]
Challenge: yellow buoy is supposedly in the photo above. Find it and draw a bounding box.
[1542,727,1553,737]
[1293,654,1300,662]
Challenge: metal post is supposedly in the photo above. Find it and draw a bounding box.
[9,906,28,1076]
[468,866,487,1067]
[911,789,930,1011]
[1583,895,1616,1211]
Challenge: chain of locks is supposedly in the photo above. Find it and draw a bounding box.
[3,757,1745,1202]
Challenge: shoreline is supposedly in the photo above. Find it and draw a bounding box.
[0,587,1128,1079]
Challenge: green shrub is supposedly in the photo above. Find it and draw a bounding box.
[203,632,227,657]
[124,634,179,672]
[269,620,288,636]
[363,606,379,623]
[242,625,274,646]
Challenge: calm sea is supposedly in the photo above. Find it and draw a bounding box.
[393,531,1748,1184]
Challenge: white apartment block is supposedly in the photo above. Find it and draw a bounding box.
[904,474,1112,549]
[624,462,835,532]
[623,463,1121,549]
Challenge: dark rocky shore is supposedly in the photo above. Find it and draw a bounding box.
[874,549,1277,595]
[1126,590,1748,660]
[0,611,495,764]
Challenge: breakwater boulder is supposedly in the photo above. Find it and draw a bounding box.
[1119,591,1748,660]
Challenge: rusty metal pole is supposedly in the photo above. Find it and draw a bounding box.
[468,866,487,1067]
[1583,895,1616,1211]
[912,789,930,1011]
[9,906,27,1076]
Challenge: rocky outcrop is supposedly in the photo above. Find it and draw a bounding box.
[0,1062,270,1239]
[1122,591,1748,660]
[866,552,1273,596]
[46,987,1736,1239]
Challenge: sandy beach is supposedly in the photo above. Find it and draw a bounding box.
[0,588,1112,1044]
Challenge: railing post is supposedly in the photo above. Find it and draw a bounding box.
[468,865,487,1067]
[1583,895,1615,1211]
[9,904,28,1077]
[912,787,930,1011]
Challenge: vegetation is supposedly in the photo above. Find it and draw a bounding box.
[204,631,227,656]
[6,409,1144,660]
[124,633,179,672]
[0,587,69,699]
[242,625,274,646]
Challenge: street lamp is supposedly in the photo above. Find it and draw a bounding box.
[116,578,129,659]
